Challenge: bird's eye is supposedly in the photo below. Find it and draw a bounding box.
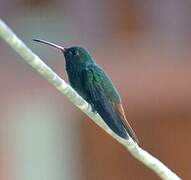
[72,50,79,56]
[68,49,79,57]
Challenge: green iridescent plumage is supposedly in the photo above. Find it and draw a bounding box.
[33,39,138,143]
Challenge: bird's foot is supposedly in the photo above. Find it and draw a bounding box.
[90,103,96,113]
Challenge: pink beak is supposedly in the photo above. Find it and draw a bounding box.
[33,39,65,52]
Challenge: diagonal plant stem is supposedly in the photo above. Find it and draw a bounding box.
[0,19,181,180]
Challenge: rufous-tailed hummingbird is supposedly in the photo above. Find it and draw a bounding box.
[33,39,138,143]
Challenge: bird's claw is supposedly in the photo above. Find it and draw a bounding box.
[90,103,96,113]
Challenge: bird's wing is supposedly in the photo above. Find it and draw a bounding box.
[81,65,138,143]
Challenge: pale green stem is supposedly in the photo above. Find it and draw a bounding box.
[0,19,181,180]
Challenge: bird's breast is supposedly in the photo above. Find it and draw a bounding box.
[65,63,87,99]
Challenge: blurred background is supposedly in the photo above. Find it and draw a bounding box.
[0,0,191,179]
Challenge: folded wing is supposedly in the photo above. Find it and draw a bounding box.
[81,65,138,143]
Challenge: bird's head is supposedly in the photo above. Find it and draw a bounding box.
[64,46,93,64]
[33,39,94,64]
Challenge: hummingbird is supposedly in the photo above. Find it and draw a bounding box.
[33,39,138,143]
